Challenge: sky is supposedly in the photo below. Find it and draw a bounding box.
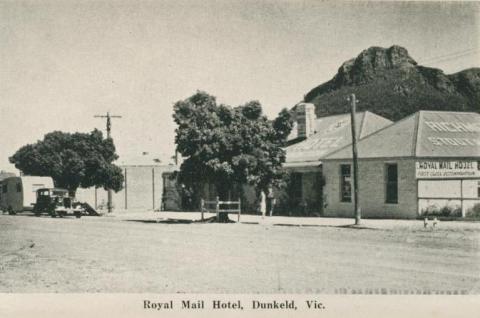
[0,1,479,171]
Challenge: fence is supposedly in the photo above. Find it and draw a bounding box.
[200,196,241,222]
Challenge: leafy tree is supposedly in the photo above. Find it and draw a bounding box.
[273,108,294,144]
[173,91,293,215]
[9,129,124,195]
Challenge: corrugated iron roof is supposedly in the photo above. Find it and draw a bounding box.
[324,110,480,160]
[415,111,480,157]
[285,111,392,164]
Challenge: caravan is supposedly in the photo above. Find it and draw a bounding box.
[0,176,54,214]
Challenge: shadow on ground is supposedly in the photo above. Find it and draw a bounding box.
[336,224,381,230]
[126,219,194,224]
[125,218,381,230]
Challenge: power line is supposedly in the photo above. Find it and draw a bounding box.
[420,47,478,63]
[419,47,479,64]
[422,51,480,65]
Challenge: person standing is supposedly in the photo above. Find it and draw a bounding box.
[260,191,266,219]
[267,187,275,217]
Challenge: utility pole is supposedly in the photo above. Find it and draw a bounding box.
[348,94,361,225]
[94,112,122,213]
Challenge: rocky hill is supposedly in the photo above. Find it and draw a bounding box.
[303,45,480,121]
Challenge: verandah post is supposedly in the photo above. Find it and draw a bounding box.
[461,179,465,218]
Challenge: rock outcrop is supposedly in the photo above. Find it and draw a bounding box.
[303,45,479,121]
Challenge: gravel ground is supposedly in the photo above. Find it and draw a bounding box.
[0,211,479,293]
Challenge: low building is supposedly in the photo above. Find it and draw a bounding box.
[76,154,177,211]
[322,110,480,218]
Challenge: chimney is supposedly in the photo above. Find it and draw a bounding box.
[296,103,316,138]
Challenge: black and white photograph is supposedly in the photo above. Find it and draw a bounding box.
[0,1,479,317]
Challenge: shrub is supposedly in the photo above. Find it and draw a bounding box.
[421,204,440,216]
[422,204,462,217]
[466,203,480,218]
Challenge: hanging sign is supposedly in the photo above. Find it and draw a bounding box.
[416,160,480,179]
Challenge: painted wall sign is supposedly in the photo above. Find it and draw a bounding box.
[417,112,480,157]
[416,160,480,179]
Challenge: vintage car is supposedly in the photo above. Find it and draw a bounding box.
[33,188,84,218]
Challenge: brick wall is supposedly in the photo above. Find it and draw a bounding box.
[323,159,418,218]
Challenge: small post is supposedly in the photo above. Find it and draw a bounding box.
[461,179,465,217]
[107,189,112,213]
[238,200,241,222]
[416,179,420,216]
[124,168,128,210]
[94,187,98,209]
[215,196,220,222]
[201,198,204,221]
[152,168,155,211]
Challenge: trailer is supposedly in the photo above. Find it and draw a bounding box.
[0,176,54,214]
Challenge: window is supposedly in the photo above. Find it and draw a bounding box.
[385,164,398,204]
[477,181,480,198]
[2,184,7,193]
[340,164,352,202]
[16,183,22,192]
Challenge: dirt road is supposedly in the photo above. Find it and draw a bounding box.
[0,213,479,293]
